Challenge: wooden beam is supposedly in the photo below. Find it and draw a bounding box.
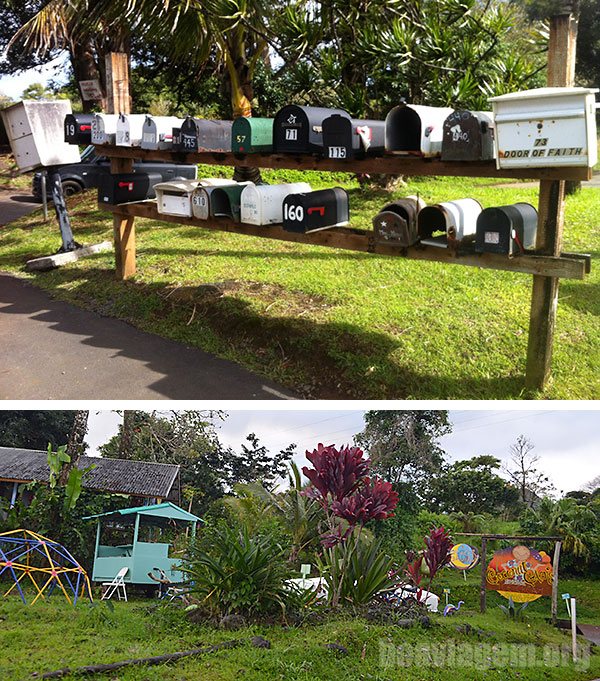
[480,537,487,613]
[25,242,113,272]
[105,52,130,115]
[99,200,588,280]
[454,533,563,541]
[93,145,592,182]
[525,10,579,391]
[109,157,135,279]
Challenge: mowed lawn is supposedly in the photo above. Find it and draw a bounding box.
[1,162,599,399]
[1,574,599,681]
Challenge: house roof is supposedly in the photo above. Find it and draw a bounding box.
[0,447,180,500]
[83,502,202,524]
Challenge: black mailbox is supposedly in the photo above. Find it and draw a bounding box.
[475,203,538,255]
[98,172,162,205]
[273,105,346,154]
[172,127,182,149]
[176,117,201,152]
[321,113,386,159]
[372,197,424,247]
[64,113,94,145]
[282,187,349,233]
[210,183,248,222]
[441,110,494,161]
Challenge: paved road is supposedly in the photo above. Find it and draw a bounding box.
[0,188,40,226]
[0,274,296,400]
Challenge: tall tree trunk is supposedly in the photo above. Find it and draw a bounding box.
[120,410,135,458]
[59,410,89,485]
[70,37,104,113]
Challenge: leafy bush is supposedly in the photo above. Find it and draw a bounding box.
[318,538,395,607]
[184,525,296,618]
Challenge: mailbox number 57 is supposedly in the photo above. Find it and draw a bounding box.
[284,204,304,222]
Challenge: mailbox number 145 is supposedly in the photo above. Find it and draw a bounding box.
[284,204,304,222]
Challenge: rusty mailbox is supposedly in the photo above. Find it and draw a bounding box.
[99,172,162,205]
[441,110,495,161]
[385,103,454,156]
[418,198,482,248]
[273,105,346,154]
[282,188,349,233]
[475,203,538,255]
[321,113,386,159]
[372,196,426,247]
[64,113,94,145]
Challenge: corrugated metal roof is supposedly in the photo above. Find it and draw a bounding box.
[0,447,180,499]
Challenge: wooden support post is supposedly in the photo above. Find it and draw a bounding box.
[551,540,562,623]
[111,157,135,279]
[105,52,131,115]
[525,9,578,391]
[480,536,487,613]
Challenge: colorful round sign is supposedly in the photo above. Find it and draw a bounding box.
[450,543,479,570]
[486,545,552,603]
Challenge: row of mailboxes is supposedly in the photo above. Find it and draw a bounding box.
[99,172,163,205]
[373,197,538,254]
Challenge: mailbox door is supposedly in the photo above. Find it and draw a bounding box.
[283,188,349,233]
[322,113,354,159]
[91,114,118,144]
[442,110,494,161]
[64,113,93,145]
[273,105,309,153]
[179,117,200,152]
[141,118,158,150]
[116,114,146,147]
[99,172,162,205]
[157,191,193,217]
[232,117,273,153]
[192,187,211,219]
[475,207,513,254]
[373,211,411,247]
[377,198,422,245]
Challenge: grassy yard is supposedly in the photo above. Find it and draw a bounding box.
[1,574,598,680]
[1,161,599,399]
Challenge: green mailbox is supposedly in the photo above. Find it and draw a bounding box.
[232,117,273,154]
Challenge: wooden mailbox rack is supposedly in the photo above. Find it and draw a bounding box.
[98,10,587,393]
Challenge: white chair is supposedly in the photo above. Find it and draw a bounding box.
[101,567,129,602]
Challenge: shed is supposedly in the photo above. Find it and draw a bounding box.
[84,502,202,585]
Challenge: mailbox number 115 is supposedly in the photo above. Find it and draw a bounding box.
[328,146,346,159]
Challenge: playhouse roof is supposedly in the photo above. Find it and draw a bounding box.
[0,447,180,501]
[83,502,202,524]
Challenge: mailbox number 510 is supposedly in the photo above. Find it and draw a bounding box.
[284,204,304,222]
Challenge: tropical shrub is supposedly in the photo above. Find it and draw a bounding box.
[184,524,296,618]
[404,525,453,599]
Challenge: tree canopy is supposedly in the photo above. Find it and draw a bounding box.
[0,411,77,450]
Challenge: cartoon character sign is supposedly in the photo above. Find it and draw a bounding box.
[450,543,479,570]
[486,545,552,602]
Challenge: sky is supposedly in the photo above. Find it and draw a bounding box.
[85,409,600,495]
[0,55,70,101]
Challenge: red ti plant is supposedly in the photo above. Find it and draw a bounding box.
[303,443,370,506]
[404,526,453,604]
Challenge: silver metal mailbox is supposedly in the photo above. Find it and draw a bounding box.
[0,100,81,173]
[141,115,185,150]
[155,178,201,217]
[418,198,482,248]
[475,202,538,255]
[116,113,147,147]
[489,87,599,169]
[385,103,454,156]
[91,114,119,145]
[191,179,242,219]
[197,120,233,152]
[240,182,312,225]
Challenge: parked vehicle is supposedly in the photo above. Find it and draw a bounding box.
[32,145,197,200]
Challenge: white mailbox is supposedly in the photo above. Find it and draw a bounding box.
[0,100,81,173]
[116,113,147,147]
[418,198,482,248]
[91,114,119,145]
[155,178,201,217]
[385,104,454,157]
[240,182,312,225]
[489,87,599,169]
[141,115,184,150]
[191,179,241,219]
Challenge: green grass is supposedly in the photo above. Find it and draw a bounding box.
[1,163,599,399]
[1,575,599,681]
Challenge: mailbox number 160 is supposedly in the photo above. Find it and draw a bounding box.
[284,204,304,222]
